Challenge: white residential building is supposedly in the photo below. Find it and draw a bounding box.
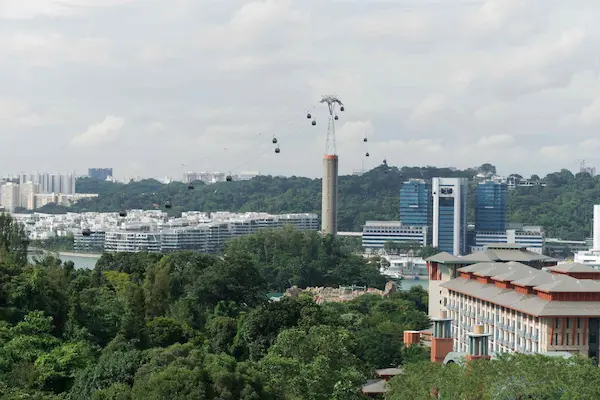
[1,183,19,213]
[362,221,428,249]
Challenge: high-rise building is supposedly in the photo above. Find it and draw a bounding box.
[399,179,432,226]
[19,172,76,194]
[432,177,468,255]
[19,181,39,210]
[475,181,507,232]
[88,168,113,181]
[1,183,20,213]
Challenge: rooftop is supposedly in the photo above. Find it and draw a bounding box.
[426,244,557,264]
[547,262,599,274]
[441,262,600,317]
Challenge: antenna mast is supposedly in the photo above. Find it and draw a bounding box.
[320,95,343,155]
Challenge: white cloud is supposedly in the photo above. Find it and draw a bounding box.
[70,116,125,148]
[578,98,600,125]
[477,134,515,147]
[0,0,135,19]
[0,0,599,178]
[409,94,447,123]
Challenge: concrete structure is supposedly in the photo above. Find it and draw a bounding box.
[472,225,545,254]
[441,260,600,359]
[361,221,428,249]
[426,244,557,319]
[321,154,338,236]
[319,94,344,237]
[432,177,468,255]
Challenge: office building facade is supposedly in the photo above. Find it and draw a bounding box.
[475,181,507,232]
[362,221,428,249]
[472,225,545,254]
[399,179,431,227]
[432,177,468,255]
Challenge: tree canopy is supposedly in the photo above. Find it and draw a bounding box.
[0,213,433,399]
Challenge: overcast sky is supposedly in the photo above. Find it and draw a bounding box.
[1,0,599,180]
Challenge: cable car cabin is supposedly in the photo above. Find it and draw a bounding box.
[307,113,312,119]
[119,211,127,217]
[340,106,345,112]
[311,120,316,126]
[188,184,194,190]
[363,137,368,142]
[164,202,172,209]
[275,147,280,153]
[365,152,370,157]
[272,137,278,144]
[334,115,339,120]
[226,175,233,182]
[82,229,91,237]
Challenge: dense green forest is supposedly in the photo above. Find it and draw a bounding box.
[37,165,599,240]
[387,353,600,399]
[0,213,434,398]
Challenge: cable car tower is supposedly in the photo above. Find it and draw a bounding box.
[319,95,344,236]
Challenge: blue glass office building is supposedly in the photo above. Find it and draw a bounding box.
[432,177,468,255]
[399,179,432,227]
[475,181,507,232]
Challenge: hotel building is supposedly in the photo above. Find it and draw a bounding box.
[426,243,557,319]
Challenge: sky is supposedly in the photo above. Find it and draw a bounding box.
[1,0,600,180]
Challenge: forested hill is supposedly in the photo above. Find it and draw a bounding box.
[40,166,598,240]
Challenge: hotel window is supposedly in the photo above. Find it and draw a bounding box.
[566,334,570,346]
[555,319,560,329]
[577,318,581,329]
[577,333,581,346]
[554,333,559,345]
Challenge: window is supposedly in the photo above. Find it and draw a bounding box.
[577,318,581,329]
[567,319,570,329]
[554,333,559,345]
[566,334,570,346]
[555,319,560,329]
[577,333,581,346]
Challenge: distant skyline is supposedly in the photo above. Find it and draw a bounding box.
[1,0,599,179]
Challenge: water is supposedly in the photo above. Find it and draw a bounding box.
[28,252,101,269]
[398,278,428,291]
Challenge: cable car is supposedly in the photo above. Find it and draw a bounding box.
[365,152,370,157]
[188,183,194,190]
[334,115,339,120]
[275,146,280,154]
[226,175,233,182]
[272,137,278,144]
[383,159,387,165]
[363,137,368,142]
[165,201,172,209]
[82,228,91,237]
[119,210,127,217]
[307,113,312,119]
[340,106,345,112]
[312,120,316,126]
